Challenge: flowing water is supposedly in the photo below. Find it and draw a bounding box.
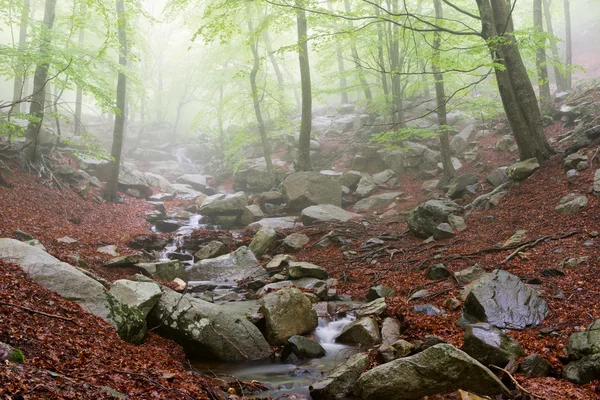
[191,314,358,399]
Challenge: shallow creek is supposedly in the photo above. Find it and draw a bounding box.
[154,214,360,399]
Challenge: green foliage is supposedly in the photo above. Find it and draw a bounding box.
[9,348,24,364]
[371,126,442,148]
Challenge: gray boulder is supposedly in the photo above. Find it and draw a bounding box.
[301,204,359,226]
[566,319,600,360]
[194,241,228,260]
[249,226,277,258]
[354,344,510,400]
[118,166,152,198]
[463,269,549,330]
[454,265,485,285]
[366,285,395,301]
[176,174,210,193]
[283,233,310,252]
[433,223,455,240]
[355,175,378,198]
[248,217,298,230]
[199,193,248,216]
[463,323,525,367]
[407,200,463,238]
[520,354,551,377]
[288,261,328,280]
[447,173,478,199]
[282,172,342,210]
[372,169,396,185]
[147,286,270,361]
[353,192,403,211]
[187,246,266,282]
[450,125,475,154]
[135,260,187,282]
[486,167,509,187]
[0,239,146,344]
[309,353,369,400]
[339,171,363,190]
[594,169,600,194]
[496,135,516,152]
[260,288,318,344]
[109,280,162,318]
[555,193,588,214]
[282,335,325,361]
[143,172,176,193]
[507,158,540,180]
[336,317,381,346]
[563,354,600,384]
[233,168,275,192]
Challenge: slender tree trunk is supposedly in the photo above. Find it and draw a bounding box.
[263,28,287,117]
[10,0,30,117]
[326,1,349,104]
[218,84,225,168]
[295,1,312,171]
[104,0,128,202]
[542,0,566,91]
[563,0,572,90]
[389,0,404,127]
[23,0,57,163]
[534,0,553,117]
[74,6,85,136]
[433,0,454,184]
[247,7,274,176]
[477,0,553,161]
[344,0,372,105]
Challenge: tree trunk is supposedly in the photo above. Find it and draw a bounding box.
[534,0,553,117]
[326,1,349,104]
[263,28,287,117]
[563,0,572,90]
[542,0,566,91]
[10,0,30,117]
[295,2,312,171]
[23,0,57,164]
[433,0,455,184]
[74,6,85,136]
[247,7,274,176]
[389,0,404,127]
[104,0,128,203]
[344,0,372,105]
[375,3,390,108]
[477,0,553,162]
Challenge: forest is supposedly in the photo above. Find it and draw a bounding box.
[1,0,600,399]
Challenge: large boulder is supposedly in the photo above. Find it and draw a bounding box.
[109,280,162,318]
[282,172,342,210]
[354,344,510,400]
[566,319,600,360]
[248,217,298,230]
[134,261,187,282]
[249,226,278,258]
[143,172,176,194]
[0,239,147,344]
[260,288,318,344]
[176,174,211,193]
[309,353,369,400]
[287,261,328,280]
[355,176,378,198]
[281,335,325,361]
[447,173,478,199]
[563,354,600,384]
[233,168,275,192]
[463,323,525,367]
[555,193,588,214]
[507,158,539,180]
[353,192,403,211]
[450,125,475,154]
[147,287,270,361]
[462,269,549,330]
[118,166,152,198]
[199,193,248,216]
[186,247,266,282]
[407,200,463,238]
[301,204,360,226]
[336,317,381,346]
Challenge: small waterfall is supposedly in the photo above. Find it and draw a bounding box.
[174,147,192,164]
[314,314,356,354]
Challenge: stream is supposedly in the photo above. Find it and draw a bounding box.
[152,213,360,399]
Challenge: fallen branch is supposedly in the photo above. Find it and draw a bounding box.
[501,231,580,264]
[489,365,545,399]
[0,301,79,325]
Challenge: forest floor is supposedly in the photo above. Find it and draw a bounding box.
[1,116,600,399]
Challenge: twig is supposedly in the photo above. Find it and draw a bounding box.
[0,301,79,325]
[501,231,580,264]
[489,365,545,399]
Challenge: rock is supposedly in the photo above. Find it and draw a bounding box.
[486,167,509,187]
[421,180,440,193]
[353,192,403,210]
[260,288,318,344]
[0,342,24,364]
[245,204,264,221]
[199,193,248,216]
[265,254,296,274]
[135,261,187,282]
[155,219,182,233]
[301,204,360,226]
[283,233,310,252]
[282,172,342,210]
[519,354,551,377]
[448,214,467,232]
[187,246,266,282]
[336,317,381,346]
[148,286,270,360]
[507,158,539,180]
[372,169,397,185]
[450,125,475,154]
[249,226,277,258]
[564,152,587,169]
[233,168,275,192]
[408,289,429,301]
[25,239,46,251]
[109,280,162,317]
[248,217,298,230]
[0,239,146,344]
[104,254,142,268]
[594,170,600,194]
[496,135,515,152]
[194,241,228,260]
[426,264,451,280]
[143,172,176,193]
[447,174,478,199]
[463,323,525,367]
[407,200,463,238]
[503,229,527,248]
[412,304,446,315]
[281,335,325,361]
[381,317,402,345]
[98,245,119,256]
[454,265,485,284]
[463,269,549,330]
[356,298,387,317]
[57,236,78,244]
[555,193,588,214]
[561,256,589,269]
[352,155,368,171]
[354,344,509,400]
[171,184,202,200]
[563,354,600,384]
[393,339,414,357]
[339,171,363,190]
[566,319,600,360]
[433,223,455,240]
[288,261,328,280]
[444,297,462,311]
[567,169,579,182]
[309,353,369,400]
[175,174,211,193]
[366,285,395,301]
[118,166,152,198]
